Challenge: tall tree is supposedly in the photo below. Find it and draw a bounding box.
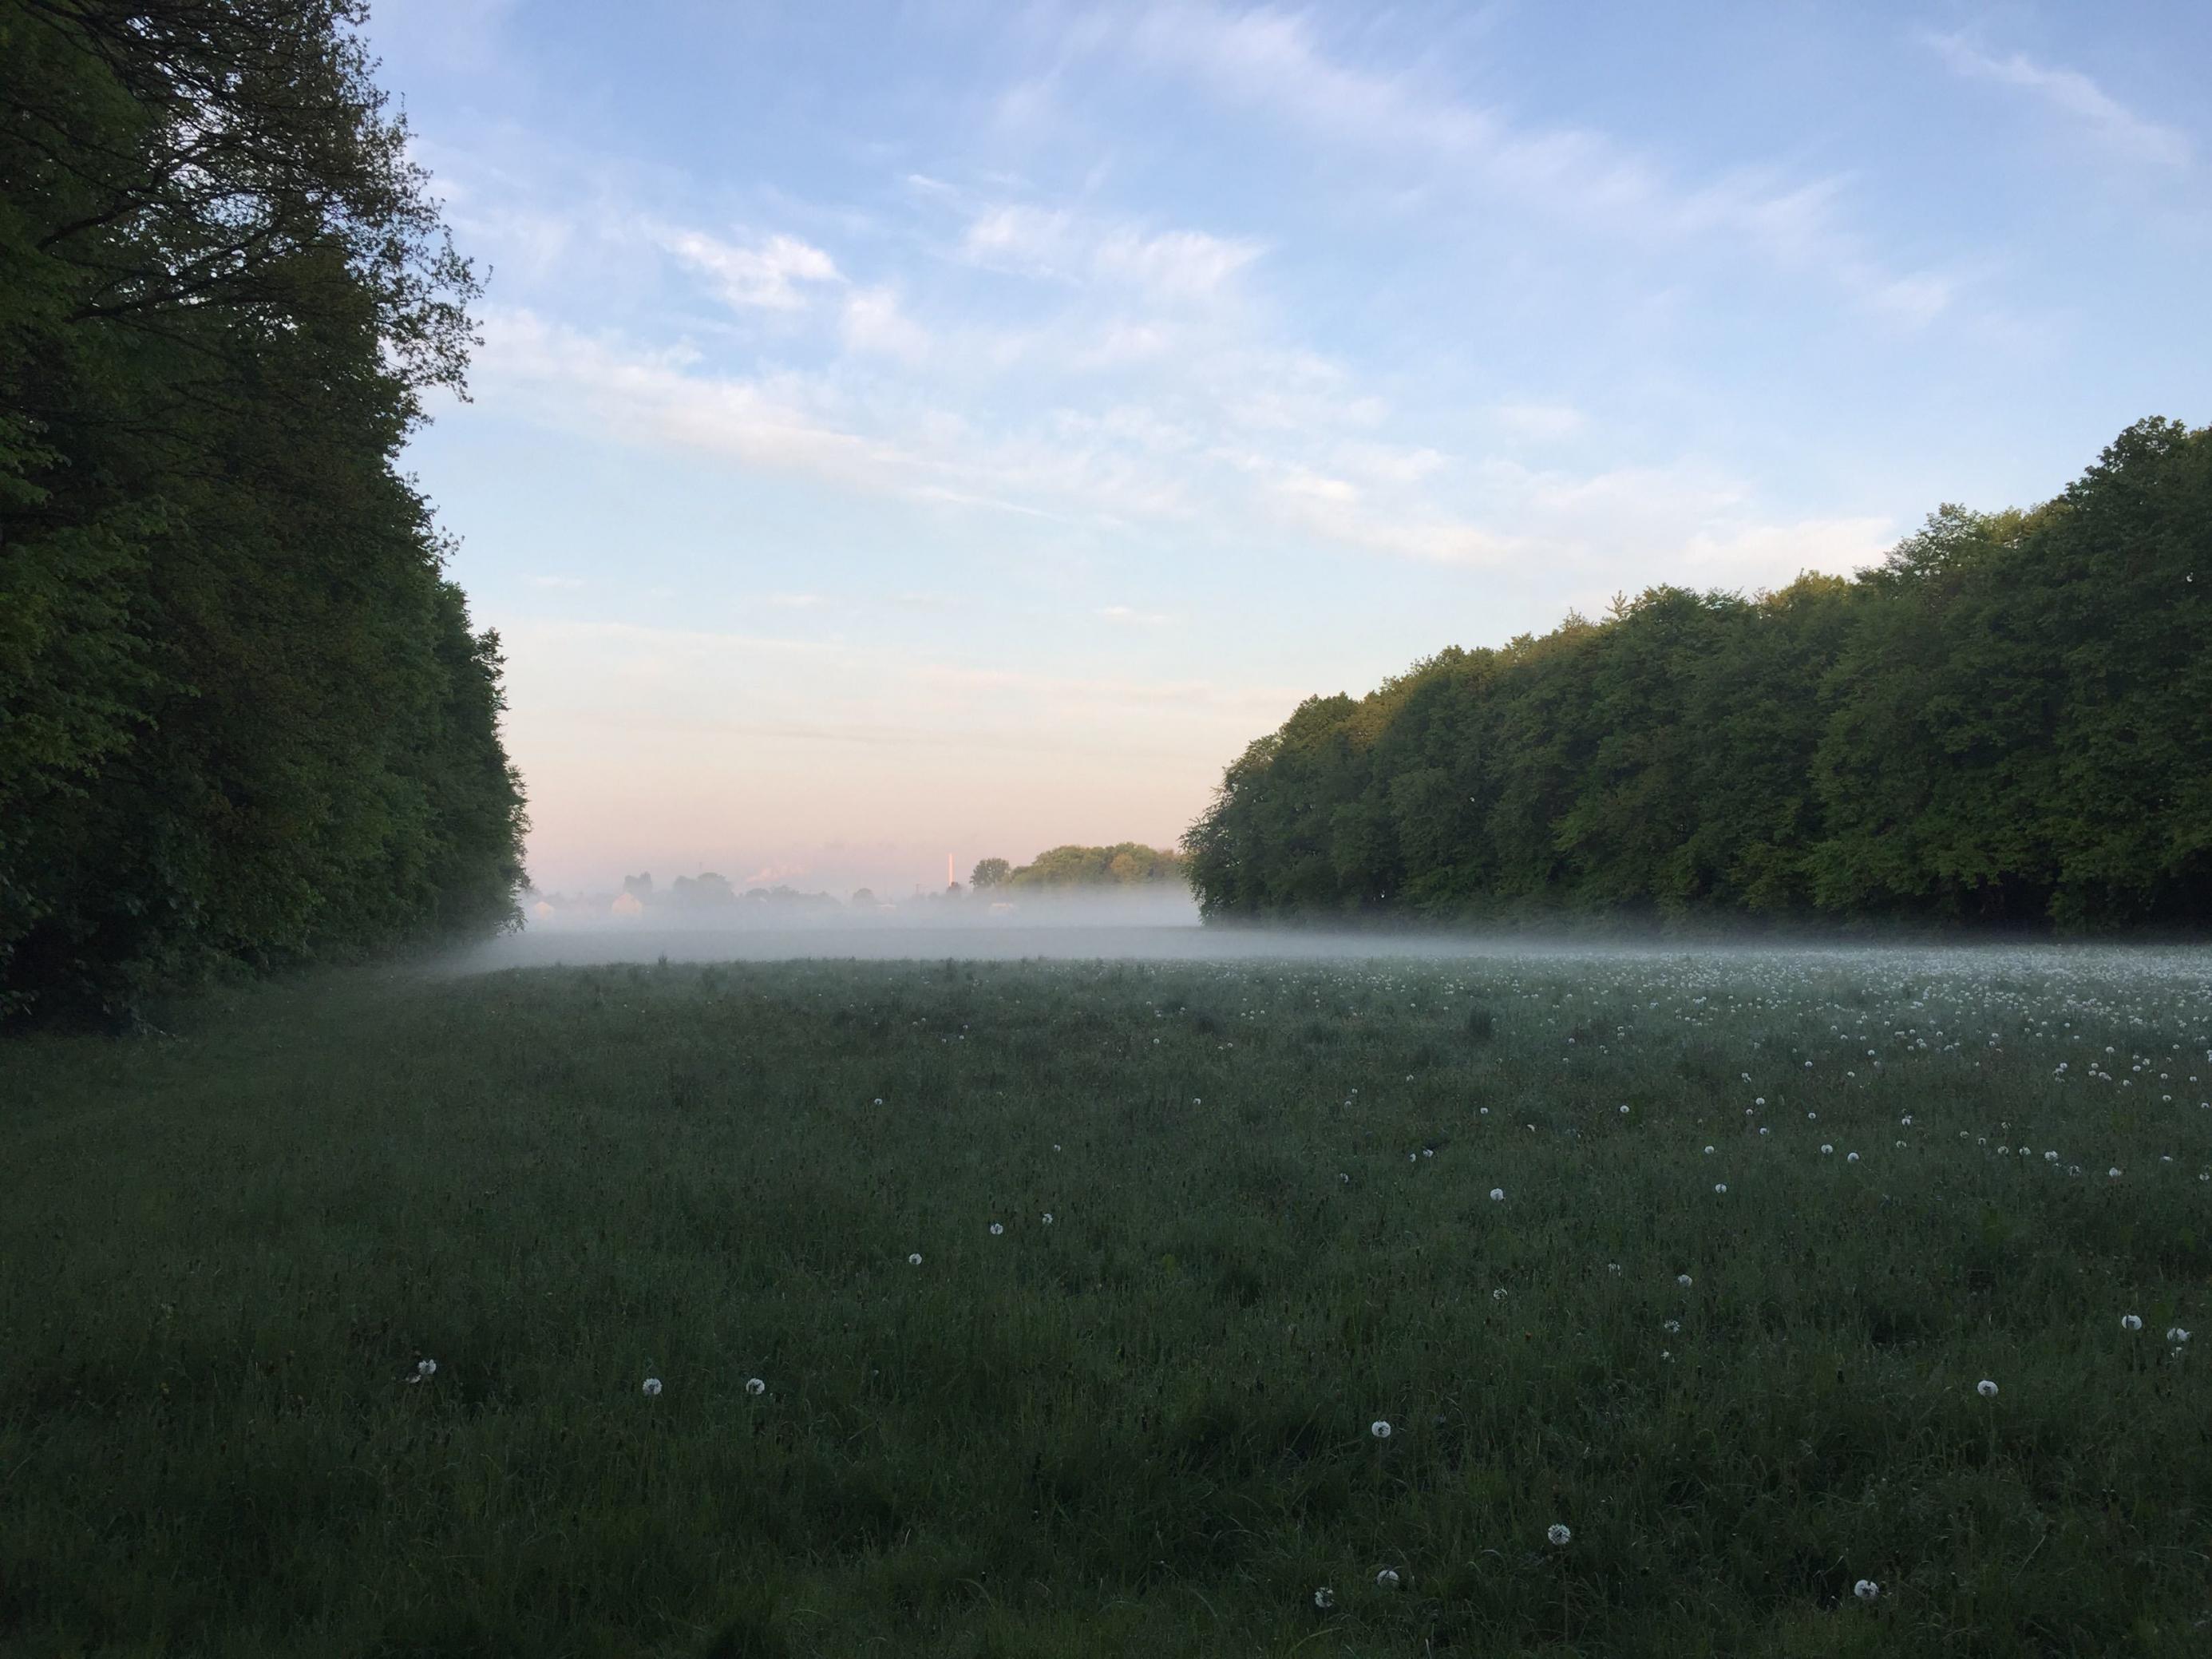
[1,1,525,1017]
[1187,420,2211,933]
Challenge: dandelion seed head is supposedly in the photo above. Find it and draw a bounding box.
[1370,1419,1392,1439]
[1977,1379,1998,1398]
[1548,1522,1572,1546]
[642,1377,662,1396]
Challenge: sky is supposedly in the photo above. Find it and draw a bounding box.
[365,0,2212,899]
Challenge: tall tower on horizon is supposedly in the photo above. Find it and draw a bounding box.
[947,853,956,888]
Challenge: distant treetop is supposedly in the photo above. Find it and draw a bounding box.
[971,845,1188,890]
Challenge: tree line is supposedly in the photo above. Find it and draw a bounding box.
[970,844,1187,890]
[1185,419,2211,931]
[2,1,527,1020]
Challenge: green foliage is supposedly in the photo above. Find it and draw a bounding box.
[1186,422,2212,931]
[0,1,526,1016]
[981,842,1188,889]
[3,950,2208,1652]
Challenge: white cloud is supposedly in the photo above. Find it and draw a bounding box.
[1491,402,1587,441]
[1919,32,2192,170]
[1097,604,1177,625]
[841,286,931,361]
[1671,517,1894,588]
[960,202,1261,298]
[660,228,843,309]
[476,308,916,489]
[1093,226,1262,296]
[1110,3,1960,323]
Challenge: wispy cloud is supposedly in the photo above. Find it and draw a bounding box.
[1918,31,2192,170]
[841,286,931,360]
[1491,402,1586,442]
[1097,604,1177,625]
[659,227,844,309]
[960,203,1263,298]
[1105,2,1961,323]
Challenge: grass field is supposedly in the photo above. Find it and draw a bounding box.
[4,944,2211,1656]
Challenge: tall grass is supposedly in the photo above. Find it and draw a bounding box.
[3,948,2209,1654]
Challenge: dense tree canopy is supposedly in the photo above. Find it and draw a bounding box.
[2,1,526,1018]
[1185,421,2212,932]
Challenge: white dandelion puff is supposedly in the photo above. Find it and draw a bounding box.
[1677,1273,1692,1289]
[746,1377,766,1396]
[642,1376,663,1396]
[1547,1523,1572,1546]
[989,1221,1004,1235]
[417,1358,437,1378]
[1375,1567,1400,1589]
[1977,1379,1998,1399]
[1313,1586,1334,1609]
[908,1253,923,1266]
[1714,1182,1728,1194]
[2121,1314,2143,1332]
[1370,1419,1392,1439]
[1854,1578,1879,1602]
[1490,1188,1505,1202]
[2166,1327,2190,1344]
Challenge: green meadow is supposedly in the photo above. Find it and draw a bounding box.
[4,946,2210,1657]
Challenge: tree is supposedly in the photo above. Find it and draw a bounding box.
[969,858,1011,889]
[1186,420,2212,932]
[1,0,525,1017]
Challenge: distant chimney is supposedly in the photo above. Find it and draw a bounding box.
[947,853,956,887]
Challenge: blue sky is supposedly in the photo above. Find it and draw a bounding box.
[367,0,2211,897]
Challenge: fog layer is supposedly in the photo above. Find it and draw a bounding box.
[446,892,2212,972]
